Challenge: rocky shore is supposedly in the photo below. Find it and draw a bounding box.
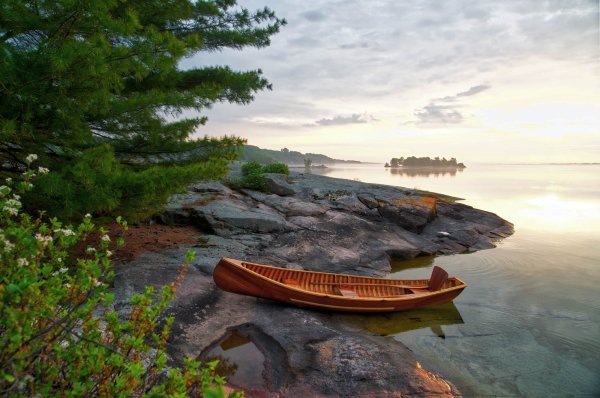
[113,171,513,397]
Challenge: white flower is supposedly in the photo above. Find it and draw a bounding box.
[52,267,69,276]
[37,166,49,174]
[92,278,103,287]
[25,154,38,164]
[17,258,29,266]
[5,198,21,207]
[12,194,20,200]
[5,178,11,183]
[57,257,62,262]
[106,250,113,257]
[84,213,92,218]
[35,233,53,247]
[86,247,96,253]
[3,206,18,216]
[55,228,75,236]
[101,234,110,242]
[4,242,15,252]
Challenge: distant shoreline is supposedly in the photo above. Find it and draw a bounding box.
[494,162,600,166]
[288,164,328,169]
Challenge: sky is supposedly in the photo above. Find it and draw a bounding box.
[182,0,600,163]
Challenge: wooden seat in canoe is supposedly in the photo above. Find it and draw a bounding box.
[409,266,448,293]
[336,286,359,298]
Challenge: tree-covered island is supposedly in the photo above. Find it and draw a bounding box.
[385,156,466,168]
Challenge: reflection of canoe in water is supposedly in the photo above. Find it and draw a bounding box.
[340,302,465,336]
[213,258,467,313]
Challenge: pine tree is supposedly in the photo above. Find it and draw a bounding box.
[0,0,285,220]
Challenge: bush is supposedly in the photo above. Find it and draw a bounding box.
[235,161,288,192]
[236,173,268,191]
[26,145,229,222]
[262,163,289,175]
[0,160,241,397]
[241,161,263,176]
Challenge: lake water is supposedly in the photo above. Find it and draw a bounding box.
[309,163,600,397]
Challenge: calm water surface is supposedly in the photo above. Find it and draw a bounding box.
[312,163,600,397]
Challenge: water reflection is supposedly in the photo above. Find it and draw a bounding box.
[200,329,265,389]
[297,165,335,176]
[386,167,463,177]
[389,255,435,273]
[337,302,464,337]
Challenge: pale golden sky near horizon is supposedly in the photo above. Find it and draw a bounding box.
[183,0,600,163]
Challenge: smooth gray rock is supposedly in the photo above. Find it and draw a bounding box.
[263,173,295,196]
[262,195,327,217]
[162,175,513,274]
[191,198,298,235]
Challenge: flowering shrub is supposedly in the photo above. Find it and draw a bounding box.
[0,159,241,397]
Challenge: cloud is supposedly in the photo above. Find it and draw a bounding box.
[411,84,491,125]
[308,113,379,127]
[456,84,491,97]
[300,9,327,22]
[182,0,598,163]
[436,84,491,102]
[413,104,464,124]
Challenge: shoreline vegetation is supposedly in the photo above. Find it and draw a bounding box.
[241,145,363,165]
[385,156,466,169]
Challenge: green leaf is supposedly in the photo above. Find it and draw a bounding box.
[6,283,22,294]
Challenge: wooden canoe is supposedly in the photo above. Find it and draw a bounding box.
[213,257,467,313]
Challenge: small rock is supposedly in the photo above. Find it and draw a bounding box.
[263,173,295,196]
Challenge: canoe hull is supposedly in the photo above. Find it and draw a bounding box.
[213,258,466,313]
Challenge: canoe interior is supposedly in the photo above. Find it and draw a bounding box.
[239,260,462,298]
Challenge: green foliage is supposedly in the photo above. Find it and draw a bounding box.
[0,0,285,220]
[240,145,360,165]
[241,161,264,177]
[235,172,268,192]
[0,167,242,397]
[234,161,288,191]
[26,145,229,222]
[262,163,289,175]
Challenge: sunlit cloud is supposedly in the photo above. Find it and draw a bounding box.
[409,84,491,126]
[307,113,379,127]
[413,104,464,124]
[184,0,599,163]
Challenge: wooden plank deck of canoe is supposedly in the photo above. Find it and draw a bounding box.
[212,257,467,313]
